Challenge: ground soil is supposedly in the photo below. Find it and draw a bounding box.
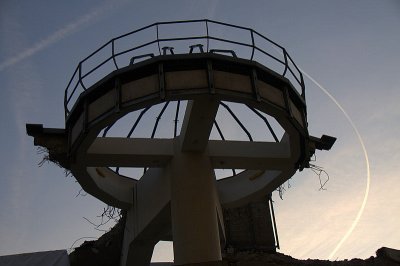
[69,217,399,266]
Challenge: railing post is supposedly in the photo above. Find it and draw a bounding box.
[156,24,161,55]
[250,30,255,61]
[282,49,288,77]
[78,62,87,91]
[111,39,119,70]
[64,87,69,119]
[205,20,210,52]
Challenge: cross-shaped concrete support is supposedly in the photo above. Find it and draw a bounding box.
[25,29,336,266]
[69,97,297,265]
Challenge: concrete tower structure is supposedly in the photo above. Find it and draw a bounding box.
[27,20,335,266]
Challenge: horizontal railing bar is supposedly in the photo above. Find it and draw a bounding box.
[207,35,253,47]
[113,39,160,58]
[156,36,208,43]
[253,46,285,66]
[79,40,113,66]
[89,19,254,66]
[81,55,115,80]
[206,19,253,32]
[252,30,285,51]
[112,23,157,42]
[64,19,306,117]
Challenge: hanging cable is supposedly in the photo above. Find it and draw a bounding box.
[309,163,330,191]
[277,185,286,200]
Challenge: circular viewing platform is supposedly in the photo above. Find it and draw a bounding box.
[63,19,309,170]
[27,20,336,266]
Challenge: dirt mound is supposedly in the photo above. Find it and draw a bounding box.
[223,248,399,265]
[69,217,399,266]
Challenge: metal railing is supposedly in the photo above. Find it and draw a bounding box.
[64,19,305,117]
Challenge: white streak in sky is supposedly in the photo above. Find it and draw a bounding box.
[0,1,121,72]
[300,69,371,260]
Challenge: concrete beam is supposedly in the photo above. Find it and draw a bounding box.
[208,140,292,170]
[135,168,171,237]
[85,137,293,171]
[180,98,219,152]
[121,168,172,266]
[85,138,174,167]
[121,203,171,266]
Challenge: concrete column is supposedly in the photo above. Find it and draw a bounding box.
[169,140,222,265]
[120,206,136,266]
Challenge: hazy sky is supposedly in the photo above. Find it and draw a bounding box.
[0,0,399,262]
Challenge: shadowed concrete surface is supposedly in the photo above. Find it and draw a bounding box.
[27,32,331,265]
[69,216,400,266]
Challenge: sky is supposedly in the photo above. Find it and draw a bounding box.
[0,0,399,262]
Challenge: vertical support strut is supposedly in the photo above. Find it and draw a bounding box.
[169,140,222,265]
[269,195,280,249]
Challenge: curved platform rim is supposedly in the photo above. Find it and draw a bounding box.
[66,53,308,150]
[65,53,311,208]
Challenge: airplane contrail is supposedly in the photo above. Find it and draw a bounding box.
[299,69,371,260]
[0,1,123,72]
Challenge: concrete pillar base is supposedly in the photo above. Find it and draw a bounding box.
[170,138,222,265]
